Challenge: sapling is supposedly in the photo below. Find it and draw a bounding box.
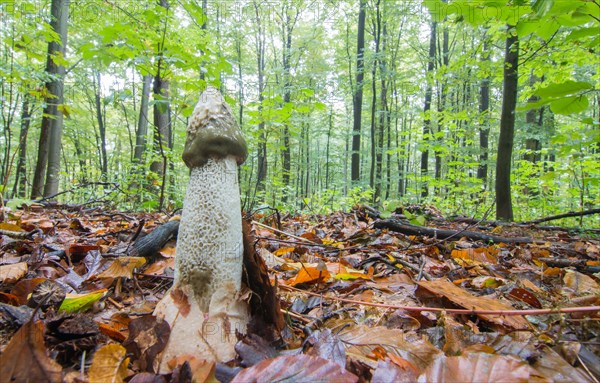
[154,87,249,368]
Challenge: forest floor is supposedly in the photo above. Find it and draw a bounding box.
[0,204,599,382]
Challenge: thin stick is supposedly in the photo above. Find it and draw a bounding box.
[279,285,600,317]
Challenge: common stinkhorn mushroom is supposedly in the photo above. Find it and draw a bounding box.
[154,87,249,368]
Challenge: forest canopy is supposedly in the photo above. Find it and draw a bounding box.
[0,0,598,224]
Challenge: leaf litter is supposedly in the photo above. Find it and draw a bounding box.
[0,205,598,382]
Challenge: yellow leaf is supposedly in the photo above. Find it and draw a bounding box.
[98,257,146,279]
[88,344,129,383]
[274,247,295,256]
[0,222,24,232]
[59,289,107,313]
[0,262,28,283]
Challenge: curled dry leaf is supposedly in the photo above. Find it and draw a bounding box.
[88,343,130,383]
[231,354,358,383]
[416,280,530,330]
[0,321,63,383]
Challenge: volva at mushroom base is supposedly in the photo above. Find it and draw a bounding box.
[154,87,249,370]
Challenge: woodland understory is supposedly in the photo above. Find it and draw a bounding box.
[0,205,599,382]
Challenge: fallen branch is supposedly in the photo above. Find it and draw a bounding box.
[280,285,599,316]
[520,208,600,225]
[374,219,533,244]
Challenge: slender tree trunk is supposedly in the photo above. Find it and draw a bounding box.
[434,24,449,191]
[12,97,31,197]
[281,3,297,200]
[133,73,152,163]
[477,40,490,184]
[253,1,267,195]
[495,28,519,221]
[31,0,69,199]
[351,0,366,182]
[94,71,108,178]
[420,21,437,198]
[42,0,70,198]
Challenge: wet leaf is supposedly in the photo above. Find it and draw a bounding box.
[0,321,63,383]
[420,352,542,382]
[88,343,130,383]
[231,355,358,383]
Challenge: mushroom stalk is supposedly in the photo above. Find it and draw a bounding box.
[154,88,249,369]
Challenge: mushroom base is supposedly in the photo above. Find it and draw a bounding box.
[154,282,249,372]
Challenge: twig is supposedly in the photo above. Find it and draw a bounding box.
[279,285,600,316]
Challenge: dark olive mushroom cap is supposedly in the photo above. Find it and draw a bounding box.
[182,87,248,168]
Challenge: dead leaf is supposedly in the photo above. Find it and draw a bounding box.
[166,355,215,382]
[0,262,28,283]
[563,270,599,296]
[420,352,543,382]
[97,257,146,279]
[286,266,330,286]
[417,280,530,330]
[0,321,63,383]
[143,258,175,276]
[231,355,358,383]
[371,358,419,383]
[508,288,542,308]
[123,315,170,373]
[88,343,130,383]
[337,325,440,371]
[274,246,295,256]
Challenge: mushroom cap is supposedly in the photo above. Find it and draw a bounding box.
[182,87,248,168]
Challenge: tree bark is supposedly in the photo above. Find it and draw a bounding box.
[477,40,491,184]
[31,0,69,199]
[495,28,519,221]
[351,0,366,183]
[253,0,267,196]
[133,73,152,164]
[420,21,437,198]
[41,0,70,198]
[12,97,31,198]
[94,71,108,178]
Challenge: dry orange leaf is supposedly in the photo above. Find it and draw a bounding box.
[274,247,296,256]
[159,245,177,258]
[286,266,330,286]
[143,258,175,276]
[88,344,130,383]
[417,280,529,330]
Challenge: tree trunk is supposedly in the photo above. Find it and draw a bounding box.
[495,29,519,221]
[94,71,108,178]
[420,21,437,198]
[477,40,490,184]
[133,73,152,164]
[12,97,31,198]
[351,0,366,183]
[41,0,70,198]
[253,1,267,195]
[31,0,69,199]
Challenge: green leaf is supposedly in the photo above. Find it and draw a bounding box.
[550,95,589,115]
[535,81,592,98]
[532,0,554,18]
